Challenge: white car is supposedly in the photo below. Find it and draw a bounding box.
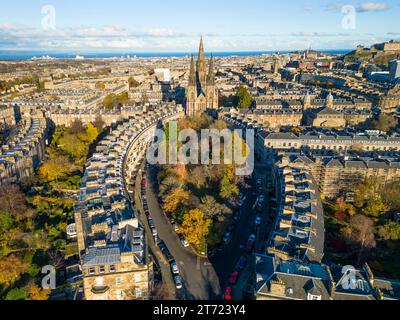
[180,237,190,248]
[171,261,179,275]
[174,276,183,289]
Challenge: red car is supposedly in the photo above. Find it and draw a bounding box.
[229,271,239,285]
[224,287,232,300]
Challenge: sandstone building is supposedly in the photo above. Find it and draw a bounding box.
[186,37,218,117]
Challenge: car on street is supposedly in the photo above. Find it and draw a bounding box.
[224,287,232,301]
[236,256,247,270]
[170,261,179,275]
[174,276,183,290]
[229,271,239,285]
[162,248,173,262]
[255,216,262,226]
[257,202,264,213]
[246,234,256,254]
[172,223,179,233]
[148,219,155,228]
[179,235,190,248]
[223,232,232,244]
[157,240,167,252]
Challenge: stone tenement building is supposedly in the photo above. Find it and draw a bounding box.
[379,83,400,114]
[75,104,183,300]
[0,105,16,131]
[274,150,400,199]
[185,37,218,117]
[0,112,48,185]
[261,130,400,154]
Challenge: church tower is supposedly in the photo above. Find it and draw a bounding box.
[185,38,218,117]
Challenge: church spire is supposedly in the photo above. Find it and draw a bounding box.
[207,54,215,85]
[198,35,205,61]
[197,36,207,89]
[189,54,196,86]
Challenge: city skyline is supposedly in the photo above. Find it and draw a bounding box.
[1,0,400,52]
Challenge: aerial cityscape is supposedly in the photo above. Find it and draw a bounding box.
[1,0,400,305]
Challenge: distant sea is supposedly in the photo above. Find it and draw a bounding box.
[0,50,352,61]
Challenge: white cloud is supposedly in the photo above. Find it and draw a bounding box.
[357,2,388,12]
[326,2,389,13]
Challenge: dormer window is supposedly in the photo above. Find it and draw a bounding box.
[109,265,116,273]
[88,267,95,275]
[99,266,105,274]
[307,293,322,300]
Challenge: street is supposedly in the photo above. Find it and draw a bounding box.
[145,166,222,300]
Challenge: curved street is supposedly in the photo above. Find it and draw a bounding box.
[143,163,272,300]
[145,166,222,300]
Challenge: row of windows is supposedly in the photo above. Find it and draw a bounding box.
[88,265,116,275]
[94,274,143,287]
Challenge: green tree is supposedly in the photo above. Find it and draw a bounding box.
[377,222,400,241]
[235,85,253,109]
[220,175,240,201]
[5,288,27,300]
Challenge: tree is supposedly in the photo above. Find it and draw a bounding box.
[78,123,99,143]
[128,77,141,89]
[5,287,27,300]
[103,93,117,109]
[353,178,386,217]
[93,114,105,133]
[0,185,27,217]
[377,222,400,241]
[342,215,376,265]
[187,167,207,189]
[69,119,84,134]
[27,283,50,300]
[220,175,240,201]
[38,155,71,182]
[180,209,212,249]
[96,83,106,90]
[163,188,190,215]
[369,114,398,132]
[198,196,232,219]
[0,255,29,287]
[235,85,253,109]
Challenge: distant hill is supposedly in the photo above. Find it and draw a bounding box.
[344,49,400,66]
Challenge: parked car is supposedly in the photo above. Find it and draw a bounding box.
[224,287,232,301]
[157,240,167,252]
[223,232,232,244]
[172,223,179,233]
[255,216,262,226]
[148,219,155,228]
[170,261,179,275]
[257,202,264,213]
[174,276,183,290]
[236,256,247,270]
[162,249,173,262]
[229,271,239,285]
[246,234,256,254]
[151,227,158,238]
[179,235,190,248]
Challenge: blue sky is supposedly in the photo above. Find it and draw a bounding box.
[0,0,399,52]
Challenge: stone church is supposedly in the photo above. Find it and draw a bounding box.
[185,37,218,117]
